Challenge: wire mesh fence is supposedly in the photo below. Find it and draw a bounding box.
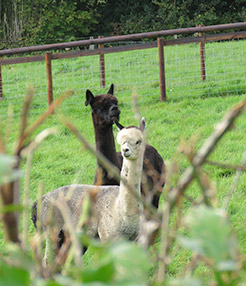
[1,35,246,120]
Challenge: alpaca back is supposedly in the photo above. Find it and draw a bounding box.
[38,184,121,239]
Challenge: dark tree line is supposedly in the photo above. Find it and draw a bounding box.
[1,0,246,49]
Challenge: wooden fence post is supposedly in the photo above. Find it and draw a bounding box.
[0,58,3,99]
[199,25,206,81]
[98,36,106,88]
[45,52,53,107]
[158,38,166,102]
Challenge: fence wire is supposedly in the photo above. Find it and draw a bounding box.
[1,37,246,120]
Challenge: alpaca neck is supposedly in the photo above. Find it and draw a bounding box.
[92,114,119,167]
[118,151,144,216]
[92,114,120,186]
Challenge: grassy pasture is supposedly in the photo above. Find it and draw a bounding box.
[0,39,246,282]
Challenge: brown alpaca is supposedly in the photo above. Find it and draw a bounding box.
[85,84,165,208]
[85,84,120,185]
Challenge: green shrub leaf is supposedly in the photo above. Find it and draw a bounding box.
[81,260,115,283]
[178,206,239,271]
[0,154,22,186]
[107,241,150,284]
[0,260,30,286]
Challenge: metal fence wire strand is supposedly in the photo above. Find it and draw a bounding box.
[1,24,246,120]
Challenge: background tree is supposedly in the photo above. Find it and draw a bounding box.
[0,0,101,48]
[1,0,246,48]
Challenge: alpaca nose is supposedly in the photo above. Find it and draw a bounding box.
[122,146,131,157]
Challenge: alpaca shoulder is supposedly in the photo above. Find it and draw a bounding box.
[95,186,119,215]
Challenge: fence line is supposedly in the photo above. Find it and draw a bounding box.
[0,22,246,106]
[1,22,246,56]
[1,31,246,66]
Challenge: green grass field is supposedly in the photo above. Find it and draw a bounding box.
[1,40,246,283]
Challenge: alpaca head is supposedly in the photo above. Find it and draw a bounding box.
[117,118,146,161]
[85,84,120,125]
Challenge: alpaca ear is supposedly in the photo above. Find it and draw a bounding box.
[115,120,124,130]
[107,84,114,95]
[85,89,94,106]
[139,117,146,132]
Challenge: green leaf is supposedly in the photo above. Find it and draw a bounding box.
[78,241,150,285]
[107,241,150,284]
[45,277,71,286]
[0,260,30,286]
[0,204,25,213]
[178,206,239,271]
[81,260,115,283]
[0,154,22,186]
[1,243,35,272]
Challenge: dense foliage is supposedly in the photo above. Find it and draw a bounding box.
[1,0,246,48]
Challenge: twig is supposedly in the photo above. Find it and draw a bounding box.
[0,106,14,153]
[182,253,200,277]
[156,100,246,283]
[205,159,246,172]
[22,151,32,250]
[31,183,48,278]
[156,161,177,281]
[0,88,71,245]
[54,231,71,269]
[223,152,246,210]
[14,90,73,155]
[0,182,20,242]
[191,164,211,206]
[22,128,57,250]
[168,100,246,211]
[51,196,81,268]
[20,128,57,157]
[18,86,34,144]
[157,201,170,282]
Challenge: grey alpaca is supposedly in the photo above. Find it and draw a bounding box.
[33,120,146,266]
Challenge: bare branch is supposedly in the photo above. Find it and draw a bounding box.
[223,152,246,210]
[14,90,73,155]
[18,85,34,141]
[0,182,20,243]
[157,201,170,282]
[22,128,57,250]
[51,196,81,268]
[168,100,246,210]
[205,159,246,172]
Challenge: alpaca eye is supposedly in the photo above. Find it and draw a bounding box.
[136,140,142,145]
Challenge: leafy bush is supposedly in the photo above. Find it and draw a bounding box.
[0,91,246,285]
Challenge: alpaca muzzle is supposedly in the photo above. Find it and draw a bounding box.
[122,145,131,158]
[109,105,120,119]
